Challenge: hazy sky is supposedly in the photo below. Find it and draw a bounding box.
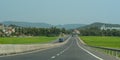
[0,0,120,25]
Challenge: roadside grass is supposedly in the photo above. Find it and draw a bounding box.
[0,36,57,44]
[80,36,120,48]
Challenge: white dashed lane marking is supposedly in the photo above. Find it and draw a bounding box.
[48,37,73,60]
[51,56,56,59]
[57,54,60,56]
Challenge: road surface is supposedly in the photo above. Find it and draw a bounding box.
[0,36,118,60]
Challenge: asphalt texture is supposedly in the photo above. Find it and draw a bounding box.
[0,36,118,60]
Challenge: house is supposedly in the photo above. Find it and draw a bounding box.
[0,24,15,36]
[72,29,80,34]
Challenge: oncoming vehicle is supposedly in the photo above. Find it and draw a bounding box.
[59,38,64,42]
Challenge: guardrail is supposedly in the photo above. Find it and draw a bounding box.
[86,45,120,59]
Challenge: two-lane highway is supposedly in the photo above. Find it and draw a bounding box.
[50,37,101,60]
[0,36,118,60]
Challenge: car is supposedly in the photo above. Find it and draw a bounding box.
[59,38,64,42]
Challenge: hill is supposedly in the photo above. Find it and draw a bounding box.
[1,21,85,29]
[2,21,53,28]
[56,24,85,29]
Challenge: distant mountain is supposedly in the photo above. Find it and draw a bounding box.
[79,22,120,29]
[2,21,53,28]
[1,21,86,29]
[56,24,85,29]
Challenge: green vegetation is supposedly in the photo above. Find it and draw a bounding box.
[79,27,120,36]
[78,22,120,36]
[0,24,70,37]
[80,36,120,48]
[0,36,57,44]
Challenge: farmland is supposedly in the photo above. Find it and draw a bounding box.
[80,36,120,48]
[0,36,57,44]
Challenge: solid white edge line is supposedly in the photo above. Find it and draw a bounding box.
[76,38,104,60]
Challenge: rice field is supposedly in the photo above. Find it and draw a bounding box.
[80,36,120,48]
[0,36,57,44]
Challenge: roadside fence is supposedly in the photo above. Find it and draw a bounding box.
[87,45,120,59]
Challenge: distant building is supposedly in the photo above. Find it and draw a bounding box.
[0,24,4,30]
[100,24,120,30]
[73,29,80,34]
[0,24,15,36]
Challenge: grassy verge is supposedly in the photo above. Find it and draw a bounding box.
[80,36,120,48]
[0,36,57,44]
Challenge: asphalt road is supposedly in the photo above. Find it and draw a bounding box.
[0,36,118,60]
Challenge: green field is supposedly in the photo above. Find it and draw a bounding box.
[80,36,120,48]
[0,36,57,44]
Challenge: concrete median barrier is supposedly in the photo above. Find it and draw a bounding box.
[0,36,71,56]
